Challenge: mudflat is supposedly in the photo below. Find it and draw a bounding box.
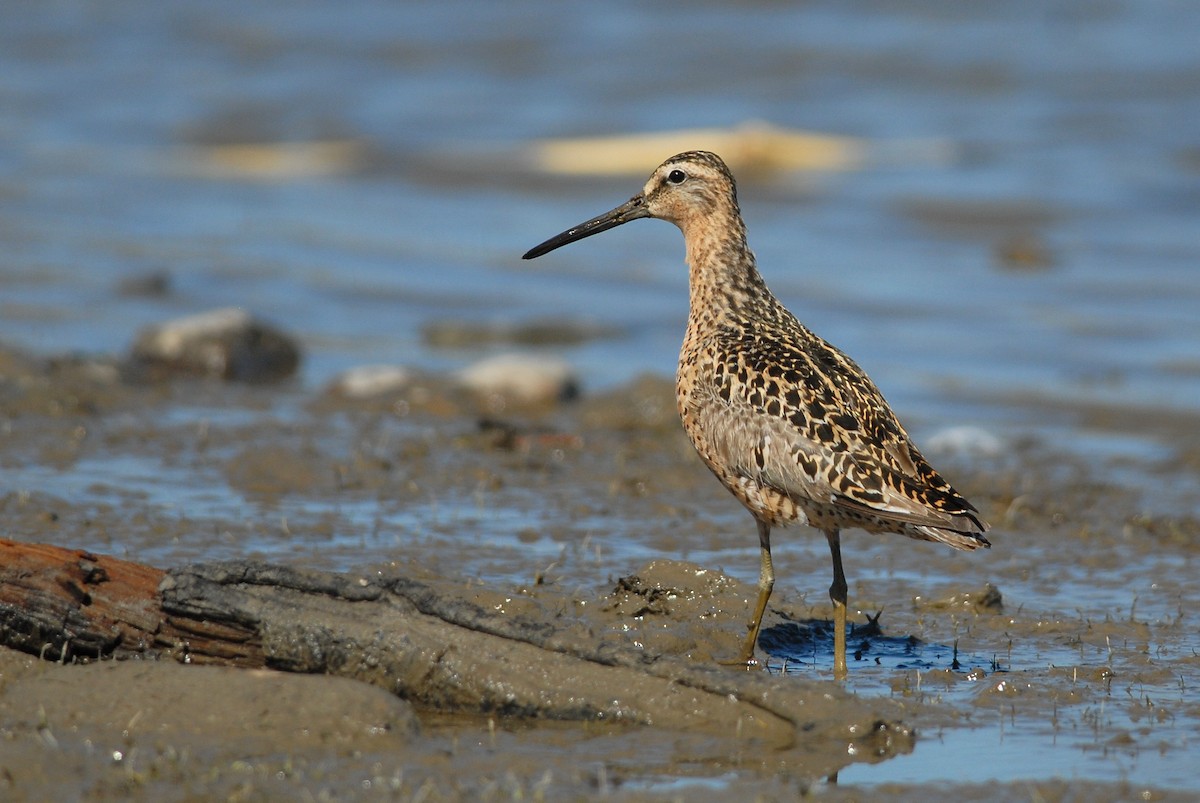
[1,344,1197,800]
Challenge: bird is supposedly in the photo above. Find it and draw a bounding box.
[522,150,990,675]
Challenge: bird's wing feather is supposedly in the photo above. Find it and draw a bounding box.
[692,325,987,538]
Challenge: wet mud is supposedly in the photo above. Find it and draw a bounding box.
[2,343,1198,800]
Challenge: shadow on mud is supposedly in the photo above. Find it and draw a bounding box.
[760,612,1004,675]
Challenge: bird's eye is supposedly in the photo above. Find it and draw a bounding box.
[667,169,687,185]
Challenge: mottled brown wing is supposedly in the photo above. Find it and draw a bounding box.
[694,323,986,537]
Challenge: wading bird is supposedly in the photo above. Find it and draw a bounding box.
[523,151,990,674]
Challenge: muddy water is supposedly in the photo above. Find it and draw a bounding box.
[2,350,1198,799]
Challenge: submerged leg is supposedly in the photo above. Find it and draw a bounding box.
[825,529,848,679]
[727,519,773,667]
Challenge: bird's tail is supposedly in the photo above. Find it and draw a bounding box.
[911,516,991,551]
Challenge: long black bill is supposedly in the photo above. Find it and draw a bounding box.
[522,195,649,260]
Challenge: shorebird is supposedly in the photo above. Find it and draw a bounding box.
[523,151,990,675]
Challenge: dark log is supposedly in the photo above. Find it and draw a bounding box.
[0,539,168,661]
[0,538,915,766]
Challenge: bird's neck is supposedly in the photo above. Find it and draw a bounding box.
[682,209,777,330]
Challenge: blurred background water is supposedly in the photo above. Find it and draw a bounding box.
[3,0,1198,440]
[3,1,1200,793]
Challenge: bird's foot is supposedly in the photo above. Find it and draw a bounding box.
[851,608,884,638]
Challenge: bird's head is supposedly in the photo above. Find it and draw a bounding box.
[522,151,738,260]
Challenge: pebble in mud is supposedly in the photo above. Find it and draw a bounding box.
[456,353,579,406]
[328,364,414,399]
[116,269,172,298]
[125,306,300,383]
[421,316,620,348]
[912,583,1003,613]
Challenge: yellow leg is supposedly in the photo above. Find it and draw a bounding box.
[724,519,773,667]
[825,529,848,679]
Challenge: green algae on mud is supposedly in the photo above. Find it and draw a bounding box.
[1,342,1198,799]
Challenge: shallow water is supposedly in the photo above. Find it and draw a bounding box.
[3,0,1199,799]
[4,1,1198,413]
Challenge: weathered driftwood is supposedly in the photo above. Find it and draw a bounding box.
[0,539,170,661]
[0,538,914,764]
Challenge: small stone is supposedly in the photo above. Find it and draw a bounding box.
[914,583,1003,613]
[116,271,172,298]
[995,233,1054,271]
[925,426,1004,458]
[456,353,579,405]
[329,365,413,399]
[126,307,300,382]
[422,317,619,348]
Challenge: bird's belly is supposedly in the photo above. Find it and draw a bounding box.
[717,469,880,534]
[724,474,808,528]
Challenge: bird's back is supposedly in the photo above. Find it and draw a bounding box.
[677,289,989,551]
